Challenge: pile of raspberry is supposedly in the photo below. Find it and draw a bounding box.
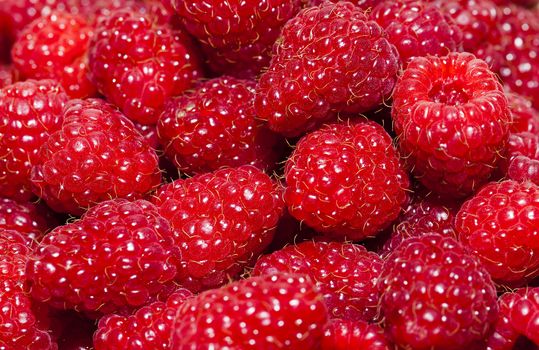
[1,0,539,349]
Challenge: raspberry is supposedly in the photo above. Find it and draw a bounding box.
[27,199,179,315]
[284,121,409,240]
[320,319,390,350]
[306,0,378,10]
[371,0,463,65]
[88,9,201,125]
[378,234,498,349]
[253,241,383,322]
[0,65,13,88]
[0,229,54,349]
[11,11,96,98]
[0,79,68,202]
[172,0,303,78]
[392,52,511,197]
[0,198,58,241]
[134,122,160,151]
[507,92,539,134]
[171,274,328,349]
[455,180,539,285]
[255,1,400,137]
[94,288,192,349]
[157,76,283,175]
[31,98,162,215]
[501,132,539,184]
[152,165,284,292]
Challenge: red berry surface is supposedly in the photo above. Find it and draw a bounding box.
[158,76,283,175]
[255,1,400,137]
[456,180,539,285]
[152,165,284,292]
[501,132,539,185]
[253,241,383,321]
[27,198,179,315]
[11,11,96,98]
[320,319,390,350]
[507,92,539,134]
[171,274,328,349]
[0,229,54,349]
[88,9,201,124]
[392,52,511,197]
[0,79,68,202]
[284,121,409,240]
[0,198,57,241]
[378,234,498,349]
[94,288,192,349]
[371,0,463,65]
[0,65,13,88]
[31,98,162,215]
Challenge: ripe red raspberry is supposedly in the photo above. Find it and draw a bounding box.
[320,319,390,350]
[31,98,162,215]
[27,199,179,315]
[0,229,54,349]
[306,0,378,10]
[11,12,96,98]
[255,1,400,137]
[507,92,539,134]
[392,52,511,197]
[152,165,284,292]
[456,180,539,285]
[134,122,160,150]
[378,234,498,349]
[0,79,68,202]
[371,0,463,65]
[380,193,459,256]
[171,274,328,349]
[157,76,283,175]
[253,241,383,322]
[172,0,303,78]
[284,121,409,240]
[501,132,539,185]
[0,65,13,88]
[0,198,58,241]
[94,288,192,350]
[88,9,201,125]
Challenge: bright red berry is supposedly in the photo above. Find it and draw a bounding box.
[0,79,68,202]
[284,121,409,240]
[0,198,57,241]
[255,1,400,137]
[11,11,96,98]
[456,180,539,286]
[31,98,162,215]
[171,274,328,349]
[320,319,390,350]
[253,241,383,322]
[507,92,539,134]
[306,0,378,10]
[152,165,284,292]
[172,0,303,78]
[0,229,54,350]
[371,0,463,65]
[501,132,539,185]
[378,234,498,350]
[94,288,192,350]
[157,76,283,175]
[392,52,511,197]
[0,65,13,88]
[26,199,180,315]
[88,9,201,125]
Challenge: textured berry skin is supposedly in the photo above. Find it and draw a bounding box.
[173,0,302,78]
[320,319,390,350]
[158,76,283,175]
[371,0,463,65]
[507,92,539,134]
[392,52,511,197]
[152,165,284,292]
[456,180,539,285]
[255,2,400,137]
[0,65,13,88]
[380,193,459,256]
[88,9,201,125]
[0,79,68,202]
[378,234,498,350]
[284,121,409,240]
[26,199,179,315]
[501,132,539,185]
[11,12,96,98]
[307,0,378,10]
[253,241,383,322]
[0,198,58,241]
[0,229,54,350]
[31,98,162,215]
[94,288,192,349]
[171,274,328,349]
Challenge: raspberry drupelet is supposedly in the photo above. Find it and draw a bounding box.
[320,319,390,350]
